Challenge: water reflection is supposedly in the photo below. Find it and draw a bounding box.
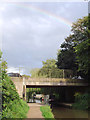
[52,106,88,119]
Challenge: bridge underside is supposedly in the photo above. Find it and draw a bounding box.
[25,85,88,103]
[26,85,88,88]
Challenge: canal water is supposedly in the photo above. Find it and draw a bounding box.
[29,99,88,119]
[52,106,88,119]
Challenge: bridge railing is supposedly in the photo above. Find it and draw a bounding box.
[11,77,88,86]
[24,78,86,83]
[11,77,87,83]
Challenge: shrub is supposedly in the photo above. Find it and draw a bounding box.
[72,92,89,110]
[2,75,29,118]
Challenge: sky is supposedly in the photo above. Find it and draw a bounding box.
[0,0,88,75]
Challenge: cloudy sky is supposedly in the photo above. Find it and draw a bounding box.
[0,1,88,75]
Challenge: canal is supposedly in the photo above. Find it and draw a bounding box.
[29,98,88,118]
[52,106,88,119]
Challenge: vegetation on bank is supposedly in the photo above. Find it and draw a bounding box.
[0,51,29,118]
[72,92,90,110]
[40,105,55,120]
[2,76,29,118]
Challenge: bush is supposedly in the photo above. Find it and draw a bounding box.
[2,75,29,118]
[72,92,89,110]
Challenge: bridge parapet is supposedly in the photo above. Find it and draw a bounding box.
[23,77,86,84]
[11,77,88,99]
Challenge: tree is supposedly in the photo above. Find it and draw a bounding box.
[30,68,40,78]
[31,16,89,79]
[71,15,90,78]
[57,15,89,79]
[38,59,63,78]
[56,35,78,71]
[42,59,57,69]
[38,59,57,78]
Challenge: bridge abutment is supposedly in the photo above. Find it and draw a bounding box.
[23,85,26,100]
[11,77,23,98]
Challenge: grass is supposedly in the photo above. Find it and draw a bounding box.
[40,105,55,120]
[2,75,29,118]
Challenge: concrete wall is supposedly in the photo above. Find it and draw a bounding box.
[11,77,23,98]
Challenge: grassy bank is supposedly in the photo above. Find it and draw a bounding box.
[2,75,29,118]
[40,105,55,120]
[72,92,89,110]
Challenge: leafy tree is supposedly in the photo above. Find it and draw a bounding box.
[71,16,89,44]
[30,68,40,78]
[38,59,63,78]
[72,15,90,78]
[57,15,89,79]
[75,39,90,77]
[42,59,57,69]
[56,35,78,71]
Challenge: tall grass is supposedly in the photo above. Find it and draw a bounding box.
[40,105,55,120]
[2,75,29,118]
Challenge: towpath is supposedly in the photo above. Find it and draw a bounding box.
[27,103,44,119]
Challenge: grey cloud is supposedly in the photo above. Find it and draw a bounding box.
[1,2,88,74]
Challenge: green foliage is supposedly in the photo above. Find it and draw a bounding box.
[72,15,90,77]
[42,59,57,69]
[30,68,40,78]
[2,74,29,118]
[2,99,29,118]
[0,51,29,118]
[38,68,63,78]
[57,15,89,79]
[1,61,7,71]
[56,32,78,70]
[30,59,64,78]
[72,92,89,110]
[38,59,63,78]
[0,50,2,60]
[40,105,55,120]
[56,47,77,70]
[71,16,89,43]
[75,38,90,75]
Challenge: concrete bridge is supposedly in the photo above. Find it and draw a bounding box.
[11,77,88,101]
